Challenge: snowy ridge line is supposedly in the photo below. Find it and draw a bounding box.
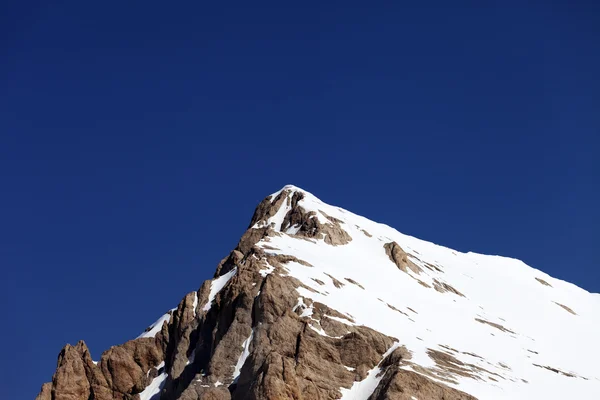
[130,185,598,400]
[251,185,600,399]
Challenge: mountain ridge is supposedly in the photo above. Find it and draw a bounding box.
[36,185,600,400]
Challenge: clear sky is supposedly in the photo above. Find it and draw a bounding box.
[2,2,599,399]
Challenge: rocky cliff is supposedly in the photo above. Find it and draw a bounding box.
[36,186,600,400]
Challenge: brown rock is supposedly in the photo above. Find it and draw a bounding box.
[37,189,487,400]
[249,190,291,228]
[554,302,577,315]
[99,346,144,394]
[370,369,477,400]
[324,273,345,288]
[432,279,465,297]
[35,382,52,400]
[51,341,93,400]
[344,277,365,290]
[168,292,200,380]
[384,242,422,275]
[535,277,552,287]
[179,383,232,400]
[474,318,515,334]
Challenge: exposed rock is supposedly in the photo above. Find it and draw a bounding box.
[535,277,552,287]
[344,277,365,290]
[319,220,353,246]
[384,242,422,275]
[424,348,504,384]
[249,189,291,229]
[40,186,584,400]
[37,208,481,400]
[360,228,373,237]
[554,302,577,315]
[432,279,465,297]
[409,255,444,273]
[370,369,478,400]
[324,273,345,288]
[99,346,144,394]
[474,318,515,334]
[51,341,92,400]
[318,210,353,246]
[267,253,313,268]
[417,280,431,288]
[37,326,166,400]
[167,292,200,380]
[34,382,52,400]
[463,351,483,359]
[532,364,578,378]
[274,192,352,246]
[100,338,163,394]
[240,188,354,247]
[439,344,458,353]
[386,303,409,316]
[179,384,231,400]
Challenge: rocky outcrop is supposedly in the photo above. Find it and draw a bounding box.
[50,341,92,400]
[35,383,52,400]
[36,335,166,400]
[384,242,422,275]
[250,189,352,246]
[369,369,477,400]
[432,279,465,297]
[37,188,478,400]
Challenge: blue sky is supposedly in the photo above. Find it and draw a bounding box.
[1,2,599,399]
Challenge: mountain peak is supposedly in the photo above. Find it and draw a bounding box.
[279,184,308,193]
[36,187,600,400]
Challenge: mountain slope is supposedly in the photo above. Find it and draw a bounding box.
[36,185,600,400]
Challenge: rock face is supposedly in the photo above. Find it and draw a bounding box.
[383,242,422,275]
[36,185,600,400]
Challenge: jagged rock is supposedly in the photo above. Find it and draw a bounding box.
[250,189,352,246]
[249,190,291,229]
[100,338,163,394]
[36,187,471,400]
[39,186,596,400]
[167,291,200,380]
[51,341,93,400]
[280,196,352,246]
[34,382,52,400]
[178,382,231,400]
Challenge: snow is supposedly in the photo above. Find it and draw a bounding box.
[146,361,165,377]
[137,312,171,339]
[299,302,313,318]
[258,264,274,277]
[139,364,167,400]
[186,350,195,366]
[340,344,400,399]
[202,267,237,312]
[192,292,198,316]
[254,186,600,399]
[232,330,254,382]
[292,297,304,312]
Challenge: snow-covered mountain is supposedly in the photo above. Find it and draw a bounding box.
[36,185,600,400]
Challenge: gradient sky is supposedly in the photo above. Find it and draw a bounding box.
[2,2,599,399]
